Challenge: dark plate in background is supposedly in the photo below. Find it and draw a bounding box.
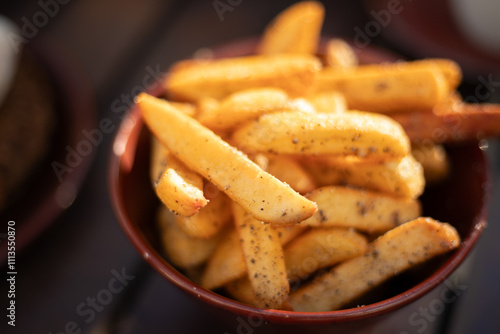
[0,39,97,264]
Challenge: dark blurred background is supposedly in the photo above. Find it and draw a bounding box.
[0,0,499,333]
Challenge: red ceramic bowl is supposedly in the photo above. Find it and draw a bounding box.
[108,38,490,333]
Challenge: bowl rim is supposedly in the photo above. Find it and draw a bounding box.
[108,103,490,324]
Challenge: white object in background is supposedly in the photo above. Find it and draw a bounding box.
[450,0,500,55]
[0,16,20,107]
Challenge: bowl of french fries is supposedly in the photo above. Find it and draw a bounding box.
[109,2,495,332]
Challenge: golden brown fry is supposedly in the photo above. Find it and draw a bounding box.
[150,138,208,216]
[138,93,317,225]
[302,186,421,234]
[255,154,316,194]
[258,1,325,55]
[412,143,450,184]
[197,88,314,131]
[232,111,411,160]
[201,223,305,291]
[287,217,461,311]
[233,203,289,309]
[316,61,453,113]
[157,205,222,269]
[175,192,232,239]
[285,227,367,281]
[165,54,322,102]
[225,277,261,307]
[324,38,358,68]
[301,154,425,199]
[391,102,500,144]
[201,228,247,290]
[306,91,347,113]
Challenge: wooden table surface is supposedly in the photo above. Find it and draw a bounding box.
[0,1,499,333]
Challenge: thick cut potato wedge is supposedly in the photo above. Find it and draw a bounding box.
[258,1,324,55]
[197,88,314,131]
[391,102,500,144]
[201,228,247,290]
[233,203,289,309]
[164,54,322,102]
[232,111,411,160]
[301,154,425,199]
[150,138,208,216]
[201,224,305,291]
[157,206,222,269]
[225,277,262,308]
[287,217,461,311]
[285,227,368,282]
[412,143,450,184]
[175,192,232,239]
[316,61,453,113]
[324,38,358,68]
[301,186,421,233]
[138,93,317,225]
[254,154,316,194]
[306,91,347,113]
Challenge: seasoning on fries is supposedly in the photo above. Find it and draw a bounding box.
[133,0,500,312]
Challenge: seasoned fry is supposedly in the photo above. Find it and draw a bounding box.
[233,203,289,309]
[324,38,358,68]
[225,277,261,307]
[138,93,317,225]
[255,154,316,194]
[201,224,305,291]
[301,154,425,199]
[201,228,246,290]
[302,186,421,233]
[285,227,368,281]
[150,138,208,216]
[412,143,450,184]
[175,191,232,238]
[165,54,322,102]
[287,217,461,311]
[258,1,325,55]
[197,88,313,131]
[316,61,454,113]
[391,102,500,144]
[157,206,221,269]
[232,111,411,160]
[306,91,347,113]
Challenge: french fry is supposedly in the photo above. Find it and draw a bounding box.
[286,217,461,312]
[301,186,421,234]
[306,91,347,113]
[138,93,318,225]
[157,206,222,269]
[233,203,289,309]
[201,228,247,290]
[201,224,305,291]
[258,1,325,55]
[324,38,358,68]
[164,54,322,102]
[391,102,500,144]
[150,138,208,216]
[254,154,316,194]
[225,277,261,307]
[316,60,454,113]
[197,88,314,131]
[301,154,425,199]
[285,227,368,281]
[231,110,411,160]
[412,143,450,184]
[175,191,232,239]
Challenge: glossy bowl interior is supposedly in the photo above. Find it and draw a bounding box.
[109,38,490,333]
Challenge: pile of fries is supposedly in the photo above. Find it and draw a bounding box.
[136,2,499,312]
